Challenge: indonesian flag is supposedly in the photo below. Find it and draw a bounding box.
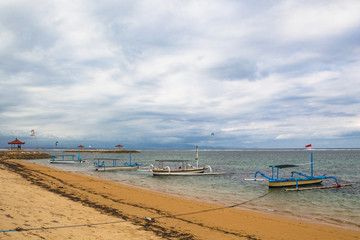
[30,129,35,136]
[305,144,312,148]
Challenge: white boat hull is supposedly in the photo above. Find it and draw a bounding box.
[95,166,138,171]
[152,167,208,176]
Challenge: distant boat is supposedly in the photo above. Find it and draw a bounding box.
[245,152,340,189]
[93,159,139,171]
[49,155,85,164]
[50,145,85,163]
[93,150,139,171]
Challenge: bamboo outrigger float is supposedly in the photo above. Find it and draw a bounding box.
[246,152,344,190]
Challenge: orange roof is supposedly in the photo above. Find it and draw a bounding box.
[115,144,123,147]
[8,138,25,144]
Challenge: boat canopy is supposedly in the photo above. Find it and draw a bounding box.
[270,164,299,169]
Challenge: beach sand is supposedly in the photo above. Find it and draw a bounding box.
[0,160,160,240]
[1,159,359,240]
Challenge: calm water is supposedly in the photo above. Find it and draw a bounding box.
[30,149,360,229]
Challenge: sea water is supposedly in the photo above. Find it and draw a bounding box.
[30,149,360,229]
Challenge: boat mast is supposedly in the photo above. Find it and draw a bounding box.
[311,152,313,177]
[129,149,132,165]
[195,146,199,168]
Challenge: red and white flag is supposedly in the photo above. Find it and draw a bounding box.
[305,144,312,148]
[30,129,35,136]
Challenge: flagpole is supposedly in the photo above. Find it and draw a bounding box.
[30,130,39,149]
[311,152,313,177]
[305,144,313,177]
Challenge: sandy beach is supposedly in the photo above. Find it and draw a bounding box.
[1,159,359,240]
[0,159,160,240]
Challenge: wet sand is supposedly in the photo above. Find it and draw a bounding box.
[1,159,359,240]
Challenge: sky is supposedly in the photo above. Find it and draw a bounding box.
[1,0,360,149]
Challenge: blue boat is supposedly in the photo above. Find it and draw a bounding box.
[93,150,139,171]
[246,152,341,189]
[49,154,85,164]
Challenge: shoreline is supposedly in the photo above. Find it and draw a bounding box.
[88,170,359,231]
[1,159,359,239]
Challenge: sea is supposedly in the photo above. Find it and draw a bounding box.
[26,148,360,229]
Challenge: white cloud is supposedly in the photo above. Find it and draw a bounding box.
[1,0,360,148]
[278,1,360,41]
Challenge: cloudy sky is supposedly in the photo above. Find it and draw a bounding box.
[1,0,360,149]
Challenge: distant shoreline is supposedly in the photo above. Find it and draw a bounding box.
[0,151,52,159]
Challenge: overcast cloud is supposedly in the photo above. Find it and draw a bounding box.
[1,0,360,149]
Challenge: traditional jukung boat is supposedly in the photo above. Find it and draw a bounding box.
[93,159,139,171]
[49,154,86,164]
[50,145,86,164]
[246,152,341,189]
[151,160,210,176]
[149,146,223,176]
[93,151,139,171]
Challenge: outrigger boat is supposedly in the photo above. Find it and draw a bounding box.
[50,145,86,164]
[93,159,139,171]
[149,146,223,176]
[151,160,210,176]
[49,154,85,164]
[246,152,342,189]
[93,150,139,171]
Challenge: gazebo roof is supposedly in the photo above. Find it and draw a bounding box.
[8,138,25,144]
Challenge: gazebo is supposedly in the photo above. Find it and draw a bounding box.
[8,138,25,151]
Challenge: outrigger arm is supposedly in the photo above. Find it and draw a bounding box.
[254,171,272,180]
